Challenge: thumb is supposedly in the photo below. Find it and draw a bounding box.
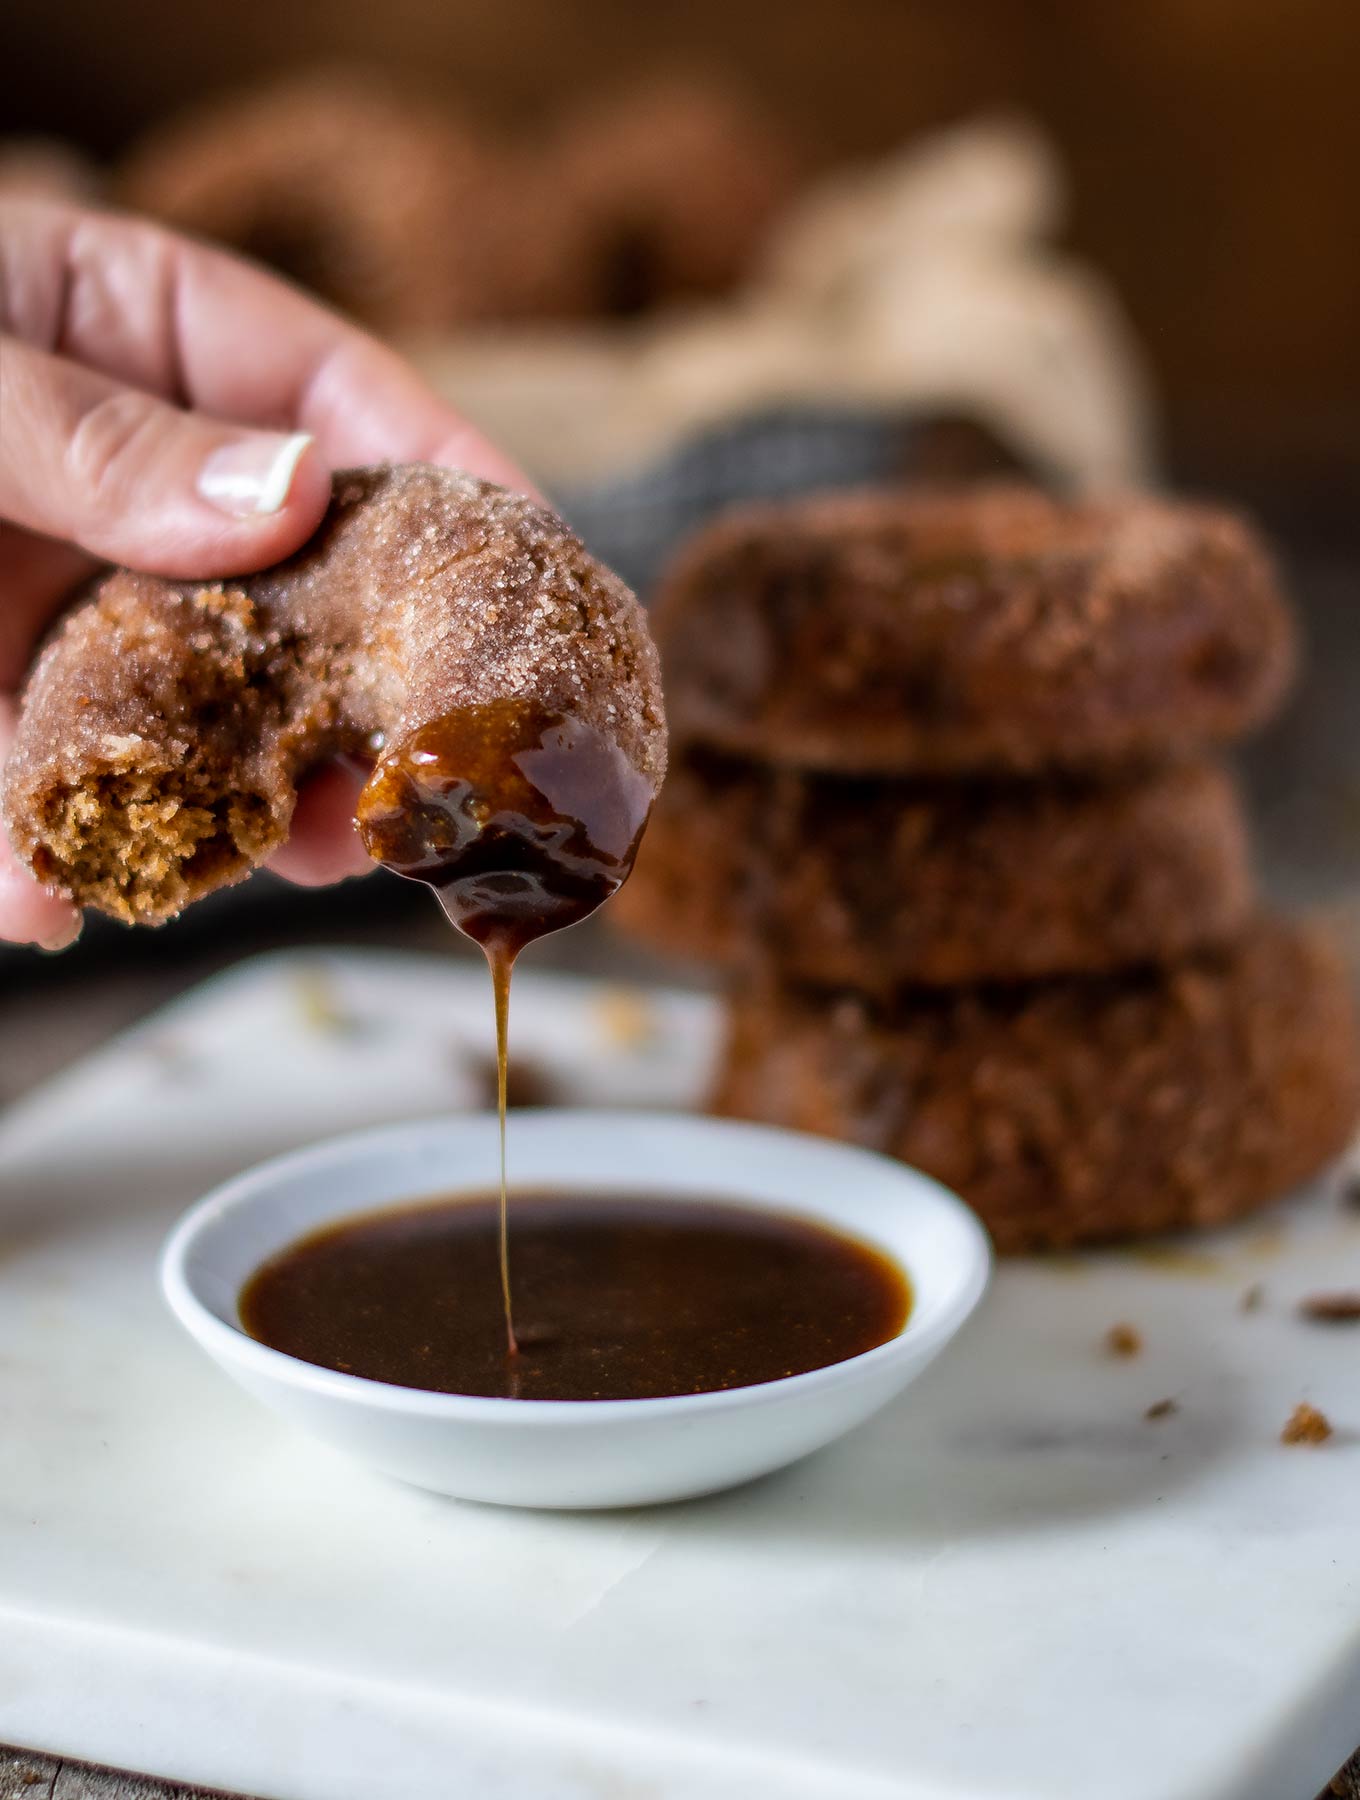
[0,334,331,579]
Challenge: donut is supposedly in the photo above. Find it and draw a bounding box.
[1,465,667,925]
[118,71,510,333]
[117,70,799,331]
[613,750,1255,988]
[554,74,801,316]
[712,918,1360,1252]
[653,485,1297,774]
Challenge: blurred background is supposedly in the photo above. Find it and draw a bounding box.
[3,0,1358,1098]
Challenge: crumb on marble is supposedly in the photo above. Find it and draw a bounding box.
[1104,1322,1142,1358]
[292,965,363,1038]
[465,1048,559,1109]
[593,985,656,1049]
[1300,1291,1360,1323]
[1281,1402,1333,1445]
[1144,1397,1178,1421]
[1240,1282,1266,1314]
[1129,1243,1222,1277]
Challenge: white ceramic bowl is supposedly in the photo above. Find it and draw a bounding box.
[161,1111,990,1509]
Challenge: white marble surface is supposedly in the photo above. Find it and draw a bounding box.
[0,949,1357,1800]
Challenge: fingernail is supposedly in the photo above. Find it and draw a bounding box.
[38,912,83,953]
[198,432,314,517]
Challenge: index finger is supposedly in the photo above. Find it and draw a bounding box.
[2,199,533,491]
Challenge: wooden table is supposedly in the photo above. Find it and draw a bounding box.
[0,1754,234,1798]
[4,1743,1360,1799]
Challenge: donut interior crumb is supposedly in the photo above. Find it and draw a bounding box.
[28,764,277,926]
[1104,1322,1143,1358]
[9,579,303,924]
[1281,1402,1333,1444]
[24,629,288,930]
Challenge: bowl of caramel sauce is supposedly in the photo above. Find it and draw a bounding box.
[161,1112,990,1509]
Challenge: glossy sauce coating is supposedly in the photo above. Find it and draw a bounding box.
[356,695,657,1353]
[355,696,654,958]
[239,1192,913,1401]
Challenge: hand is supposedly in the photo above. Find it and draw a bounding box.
[0,198,533,949]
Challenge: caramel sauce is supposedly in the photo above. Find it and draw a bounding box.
[355,699,652,947]
[240,1192,912,1401]
[355,699,654,1355]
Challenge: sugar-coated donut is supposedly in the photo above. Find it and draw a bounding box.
[654,485,1297,774]
[712,918,1360,1252]
[613,750,1254,987]
[119,71,510,333]
[118,69,798,332]
[2,466,666,925]
[554,74,801,316]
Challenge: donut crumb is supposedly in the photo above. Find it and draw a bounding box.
[1299,1292,1360,1323]
[1281,1402,1333,1445]
[1105,1323,1143,1358]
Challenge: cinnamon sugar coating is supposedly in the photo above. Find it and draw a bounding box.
[712,919,1360,1253]
[614,750,1254,987]
[2,465,666,924]
[655,485,1297,774]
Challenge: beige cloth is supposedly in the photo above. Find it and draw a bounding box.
[413,114,1156,492]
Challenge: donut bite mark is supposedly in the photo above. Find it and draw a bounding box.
[2,466,666,925]
[654,485,1298,775]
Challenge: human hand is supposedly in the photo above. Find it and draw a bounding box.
[0,198,532,948]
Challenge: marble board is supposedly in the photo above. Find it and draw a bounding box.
[0,949,1357,1800]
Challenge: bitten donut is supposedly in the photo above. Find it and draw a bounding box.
[613,751,1255,987]
[2,465,667,925]
[712,918,1360,1252]
[654,485,1297,774]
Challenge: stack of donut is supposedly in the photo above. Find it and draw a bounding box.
[616,485,1360,1252]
